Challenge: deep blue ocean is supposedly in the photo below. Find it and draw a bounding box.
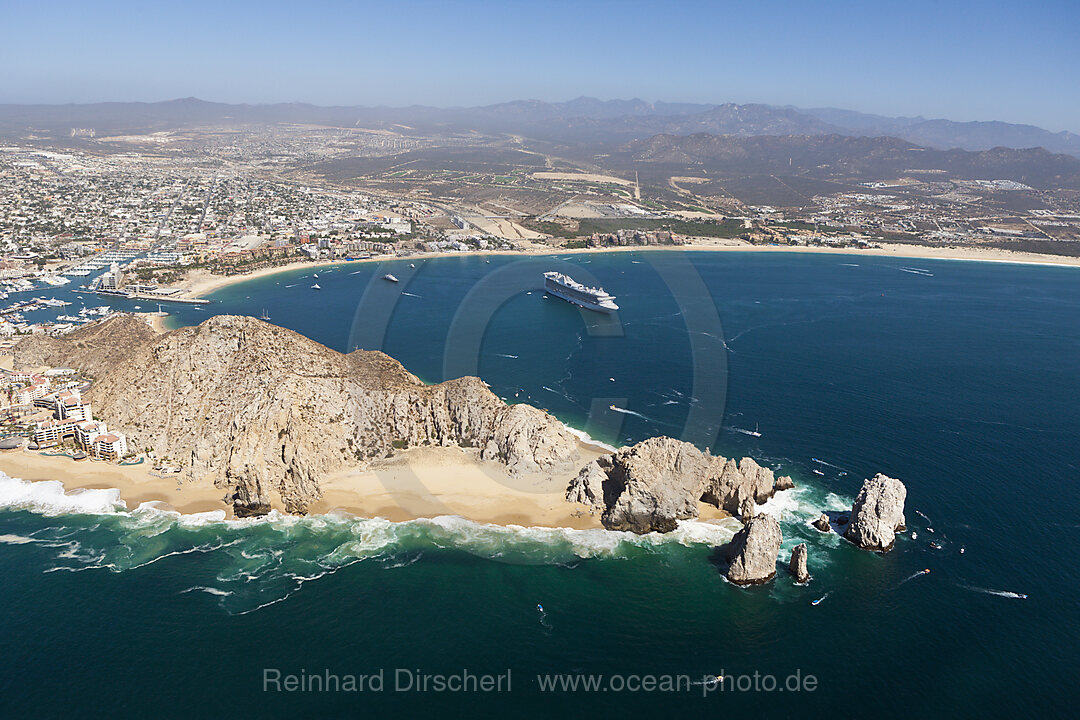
[2,250,1078,717]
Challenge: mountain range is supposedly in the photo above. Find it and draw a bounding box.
[2,96,1078,157]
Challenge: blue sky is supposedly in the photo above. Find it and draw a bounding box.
[3,0,1077,131]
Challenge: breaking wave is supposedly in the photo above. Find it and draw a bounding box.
[0,466,850,615]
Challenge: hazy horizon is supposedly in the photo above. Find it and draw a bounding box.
[3,0,1078,134]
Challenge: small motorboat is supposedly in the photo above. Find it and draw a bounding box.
[311,283,321,289]
[383,274,399,283]
[930,541,942,550]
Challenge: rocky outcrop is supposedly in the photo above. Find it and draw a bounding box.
[564,437,795,533]
[565,456,610,511]
[575,437,712,533]
[700,457,788,516]
[47,315,579,516]
[844,473,907,552]
[726,513,783,585]
[812,513,831,533]
[789,543,809,583]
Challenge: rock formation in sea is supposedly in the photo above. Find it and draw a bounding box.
[565,437,795,533]
[812,513,831,532]
[20,315,581,516]
[844,473,908,552]
[789,543,810,583]
[726,513,783,585]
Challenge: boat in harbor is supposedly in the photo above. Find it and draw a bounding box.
[311,283,321,290]
[543,271,618,313]
[383,274,399,283]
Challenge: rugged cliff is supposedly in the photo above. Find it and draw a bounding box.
[13,313,158,379]
[27,314,581,516]
[565,436,794,533]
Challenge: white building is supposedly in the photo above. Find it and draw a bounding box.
[90,432,128,460]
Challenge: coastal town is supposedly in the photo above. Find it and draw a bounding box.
[2,124,1079,336]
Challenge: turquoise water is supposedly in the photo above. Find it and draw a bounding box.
[2,251,1078,716]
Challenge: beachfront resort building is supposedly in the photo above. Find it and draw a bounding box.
[89,432,127,460]
[33,416,129,460]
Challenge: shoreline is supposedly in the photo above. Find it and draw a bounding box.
[174,239,1080,300]
[2,440,732,529]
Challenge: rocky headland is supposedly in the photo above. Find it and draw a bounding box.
[565,436,794,533]
[17,315,581,516]
[13,314,912,586]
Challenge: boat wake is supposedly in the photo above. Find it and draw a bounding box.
[725,426,762,438]
[811,458,847,473]
[608,405,652,421]
[898,267,934,277]
[493,353,518,359]
[400,291,422,298]
[898,568,931,587]
[960,585,1028,600]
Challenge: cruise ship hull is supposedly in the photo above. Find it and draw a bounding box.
[544,283,618,313]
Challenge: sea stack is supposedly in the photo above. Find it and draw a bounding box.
[812,513,831,532]
[726,513,783,585]
[844,473,907,552]
[789,543,810,583]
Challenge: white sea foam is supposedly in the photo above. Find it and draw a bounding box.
[0,462,857,617]
[0,472,125,516]
[181,586,233,597]
[757,486,815,521]
[562,425,618,453]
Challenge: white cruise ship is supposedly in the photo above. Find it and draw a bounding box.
[543,272,618,313]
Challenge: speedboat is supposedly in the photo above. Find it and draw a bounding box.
[311,283,321,289]
[383,274,399,283]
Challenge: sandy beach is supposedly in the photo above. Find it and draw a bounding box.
[0,449,227,514]
[174,239,1080,301]
[0,440,735,529]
